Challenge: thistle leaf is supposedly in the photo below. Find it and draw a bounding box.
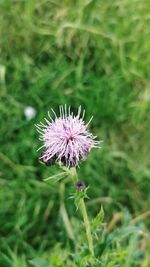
[92,206,104,231]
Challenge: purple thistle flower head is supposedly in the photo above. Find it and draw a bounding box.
[36,105,101,167]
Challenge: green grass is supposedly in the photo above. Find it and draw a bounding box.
[0,0,150,266]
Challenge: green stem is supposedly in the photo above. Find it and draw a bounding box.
[79,198,94,256]
[70,167,94,256]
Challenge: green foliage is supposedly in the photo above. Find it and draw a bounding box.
[0,0,150,266]
[29,258,51,267]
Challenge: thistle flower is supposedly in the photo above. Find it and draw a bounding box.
[36,105,100,167]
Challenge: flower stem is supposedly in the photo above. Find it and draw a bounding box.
[70,167,94,256]
[79,198,94,256]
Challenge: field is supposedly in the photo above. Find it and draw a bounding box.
[0,0,150,266]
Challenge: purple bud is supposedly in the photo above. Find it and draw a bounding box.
[75,181,86,191]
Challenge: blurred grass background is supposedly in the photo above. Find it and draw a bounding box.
[0,0,150,266]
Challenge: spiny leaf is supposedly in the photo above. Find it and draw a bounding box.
[92,206,104,230]
[43,172,65,182]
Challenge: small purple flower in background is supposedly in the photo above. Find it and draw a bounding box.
[75,181,86,191]
[36,105,101,167]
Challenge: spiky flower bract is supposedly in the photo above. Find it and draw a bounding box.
[36,106,100,167]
